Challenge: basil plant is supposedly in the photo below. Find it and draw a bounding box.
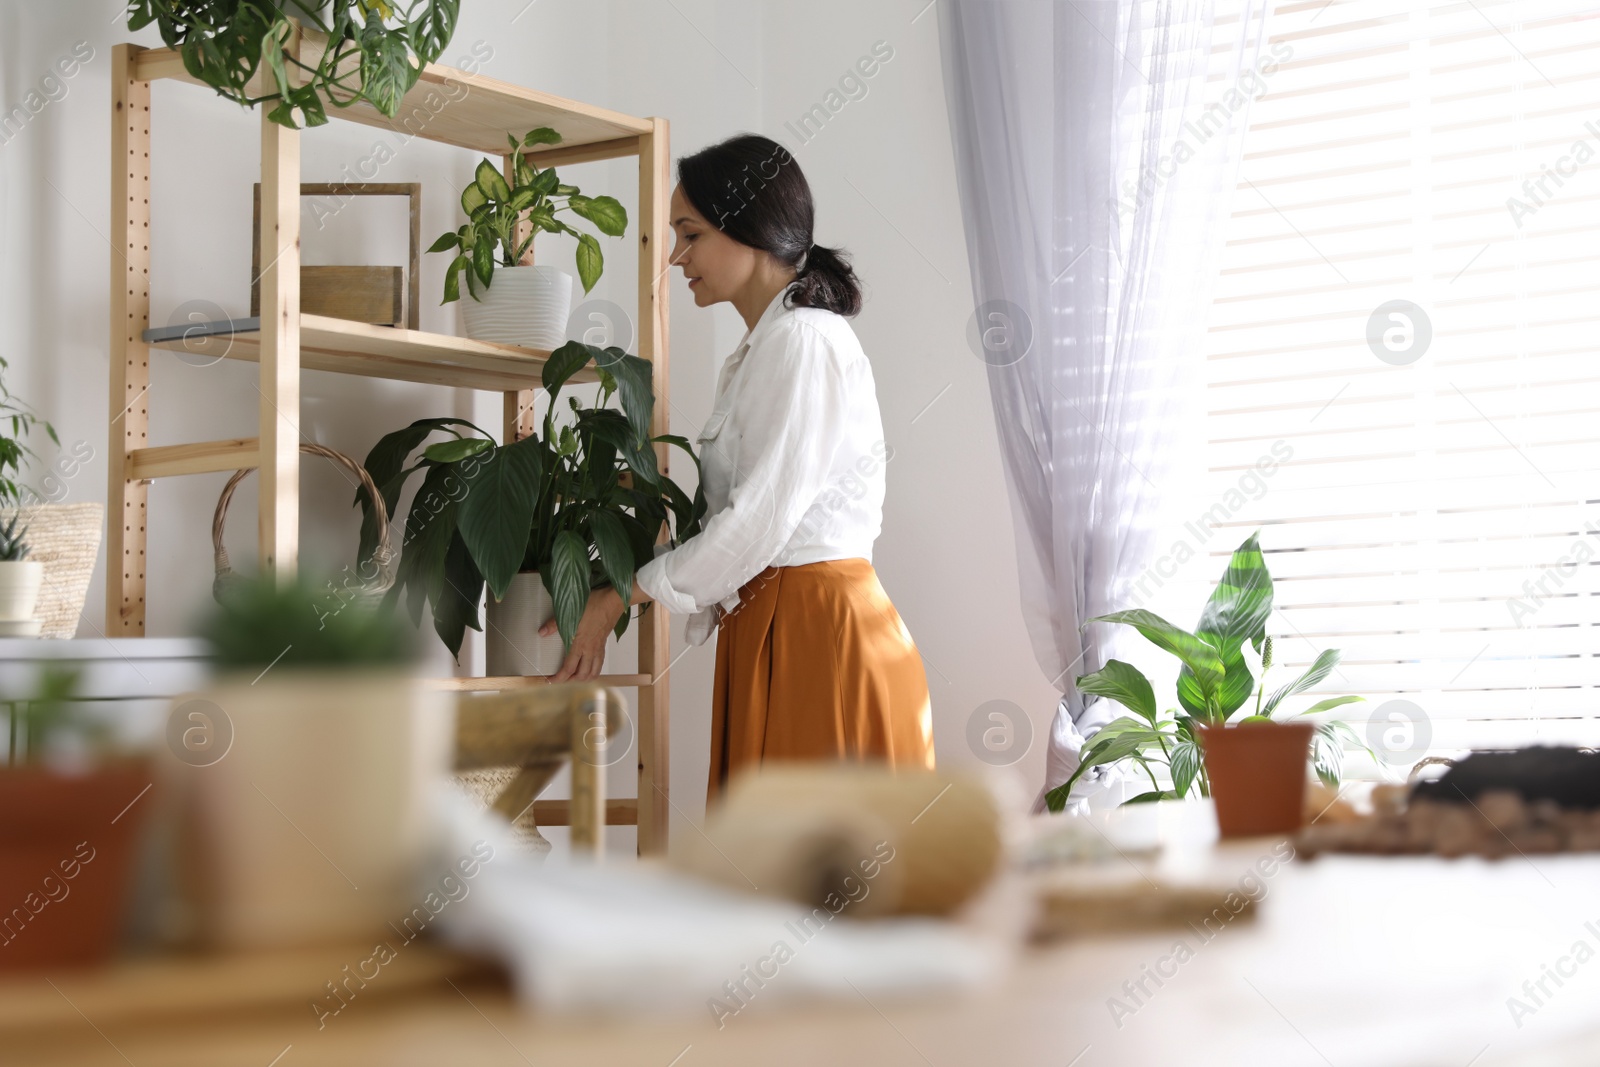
[1044,532,1367,813]
[355,341,706,661]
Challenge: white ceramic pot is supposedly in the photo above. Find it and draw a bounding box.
[0,560,44,623]
[485,571,569,677]
[160,669,453,950]
[458,264,573,350]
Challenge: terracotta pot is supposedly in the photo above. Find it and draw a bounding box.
[1198,721,1314,838]
[0,761,153,970]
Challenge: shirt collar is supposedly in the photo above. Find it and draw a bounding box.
[732,285,794,357]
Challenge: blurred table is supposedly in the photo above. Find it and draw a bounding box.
[8,800,1600,1067]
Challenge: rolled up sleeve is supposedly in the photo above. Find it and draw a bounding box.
[635,323,847,615]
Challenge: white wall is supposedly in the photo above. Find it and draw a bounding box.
[0,0,1062,845]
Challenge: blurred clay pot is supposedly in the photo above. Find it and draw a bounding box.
[0,760,152,970]
[1199,721,1314,838]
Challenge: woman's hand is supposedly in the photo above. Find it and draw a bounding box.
[542,586,625,682]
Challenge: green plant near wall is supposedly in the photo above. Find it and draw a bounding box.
[125,0,460,129]
[200,569,416,670]
[0,356,57,508]
[426,127,629,301]
[354,341,707,660]
[1044,531,1368,813]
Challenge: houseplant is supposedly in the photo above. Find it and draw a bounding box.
[1,666,151,970]
[162,571,452,949]
[1045,531,1367,830]
[0,354,101,639]
[426,127,629,348]
[125,0,460,130]
[0,514,42,634]
[355,340,706,670]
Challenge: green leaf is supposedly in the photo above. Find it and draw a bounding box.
[1262,648,1342,716]
[471,234,494,289]
[608,353,655,445]
[531,168,559,196]
[1298,695,1366,717]
[1089,609,1224,690]
[396,464,461,627]
[1075,660,1157,725]
[543,341,595,398]
[456,436,542,599]
[426,230,460,254]
[461,181,487,216]
[423,437,492,464]
[589,510,634,612]
[355,417,483,562]
[443,254,468,303]
[475,158,511,202]
[523,126,563,147]
[1169,737,1202,798]
[568,194,628,237]
[1311,722,1347,788]
[1045,716,1167,811]
[357,27,411,118]
[544,530,590,646]
[575,232,602,293]
[431,530,484,663]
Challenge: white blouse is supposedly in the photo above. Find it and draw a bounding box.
[635,286,890,646]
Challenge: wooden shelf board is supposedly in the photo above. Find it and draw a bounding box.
[531,797,639,826]
[145,313,596,392]
[131,32,652,156]
[427,673,653,692]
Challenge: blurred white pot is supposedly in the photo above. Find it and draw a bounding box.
[459,265,573,349]
[161,669,453,950]
[0,560,43,622]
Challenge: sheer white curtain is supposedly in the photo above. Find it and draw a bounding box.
[939,0,1271,810]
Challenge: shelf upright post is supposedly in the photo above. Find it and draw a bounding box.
[636,117,671,855]
[108,44,151,635]
[256,37,302,580]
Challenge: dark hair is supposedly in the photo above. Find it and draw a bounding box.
[677,134,863,317]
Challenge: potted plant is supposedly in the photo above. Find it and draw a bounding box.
[0,666,151,970]
[0,354,102,640]
[126,1,460,129]
[426,127,629,348]
[1046,531,1367,836]
[355,340,705,672]
[0,514,42,635]
[161,571,453,949]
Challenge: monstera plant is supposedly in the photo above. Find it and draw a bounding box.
[1044,531,1366,813]
[355,341,706,660]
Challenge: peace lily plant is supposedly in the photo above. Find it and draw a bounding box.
[1044,531,1367,813]
[355,340,706,661]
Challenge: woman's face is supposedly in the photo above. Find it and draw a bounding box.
[669,183,759,308]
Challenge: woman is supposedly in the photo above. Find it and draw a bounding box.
[540,133,934,800]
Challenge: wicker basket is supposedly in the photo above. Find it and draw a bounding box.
[210,443,395,604]
[0,502,103,639]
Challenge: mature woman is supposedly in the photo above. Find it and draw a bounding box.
[541,133,934,800]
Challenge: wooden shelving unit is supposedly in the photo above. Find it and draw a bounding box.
[108,30,674,853]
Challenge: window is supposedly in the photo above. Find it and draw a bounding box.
[1199,0,1600,767]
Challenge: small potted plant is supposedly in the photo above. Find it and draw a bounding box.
[355,341,705,672]
[0,514,42,635]
[1046,531,1367,837]
[162,571,453,949]
[427,127,629,348]
[0,354,102,638]
[0,666,151,970]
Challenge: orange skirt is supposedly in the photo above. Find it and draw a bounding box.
[707,557,935,802]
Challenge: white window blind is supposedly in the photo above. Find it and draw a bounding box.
[1200,0,1600,761]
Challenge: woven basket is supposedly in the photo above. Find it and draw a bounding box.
[211,443,395,605]
[0,502,102,639]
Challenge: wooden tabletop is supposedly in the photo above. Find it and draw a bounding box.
[9,802,1600,1066]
